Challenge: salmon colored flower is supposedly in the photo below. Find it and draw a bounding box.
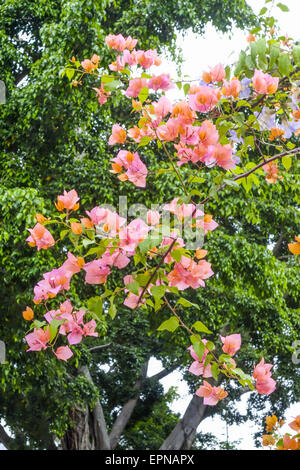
[62,252,85,276]
[26,328,50,351]
[288,235,300,255]
[253,69,279,95]
[189,86,220,113]
[222,78,242,98]
[203,63,225,83]
[93,83,111,105]
[247,34,256,42]
[136,49,158,69]
[196,380,228,406]
[289,415,300,432]
[263,161,282,184]
[213,143,235,170]
[125,78,148,98]
[26,223,55,251]
[54,346,73,361]
[22,306,34,321]
[220,334,241,356]
[108,123,127,145]
[81,59,96,72]
[55,189,80,211]
[83,260,110,284]
[148,74,174,91]
[188,342,212,378]
[71,222,83,235]
[262,434,275,446]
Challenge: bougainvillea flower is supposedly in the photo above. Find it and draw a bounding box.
[105,34,137,51]
[55,189,80,211]
[100,247,130,269]
[125,78,148,98]
[288,235,300,255]
[263,161,281,184]
[255,377,276,395]
[203,63,225,83]
[220,334,241,356]
[43,268,71,293]
[108,123,127,145]
[26,223,55,251]
[222,78,242,98]
[253,69,279,95]
[54,346,73,361]
[83,320,98,338]
[198,120,219,146]
[148,74,174,91]
[119,218,151,252]
[189,86,220,113]
[62,252,85,276]
[136,49,159,69]
[252,358,273,381]
[153,96,172,119]
[83,260,110,284]
[156,118,180,142]
[22,307,34,321]
[167,257,213,290]
[85,206,109,225]
[195,380,228,406]
[188,342,212,378]
[289,415,300,432]
[163,198,195,221]
[26,328,50,351]
[93,84,111,105]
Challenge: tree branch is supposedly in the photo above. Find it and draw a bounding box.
[0,424,13,449]
[272,229,285,256]
[160,394,208,450]
[200,147,300,205]
[78,365,111,450]
[109,361,148,449]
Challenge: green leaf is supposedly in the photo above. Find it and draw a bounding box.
[206,341,215,351]
[87,296,103,318]
[183,83,190,95]
[176,297,200,310]
[101,75,115,83]
[138,136,152,147]
[256,39,266,62]
[150,285,166,301]
[259,7,267,15]
[170,248,184,262]
[66,68,75,81]
[103,79,122,92]
[138,87,149,104]
[269,44,280,67]
[192,321,212,334]
[277,3,289,12]
[60,229,69,240]
[278,53,291,75]
[157,316,179,332]
[49,319,64,342]
[192,341,205,361]
[282,155,292,170]
[126,281,140,296]
[108,297,117,319]
[292,46,300,65]
[211,363,220,381]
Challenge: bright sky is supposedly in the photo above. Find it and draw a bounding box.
[149,0,300,450]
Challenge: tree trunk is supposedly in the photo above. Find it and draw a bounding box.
[160,395,208,450]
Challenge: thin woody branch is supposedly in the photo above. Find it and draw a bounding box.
[200,147,300,205]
